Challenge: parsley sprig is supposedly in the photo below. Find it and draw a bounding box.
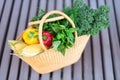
[43,22,78,55]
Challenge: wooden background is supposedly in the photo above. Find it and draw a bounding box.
[0,0,120,80]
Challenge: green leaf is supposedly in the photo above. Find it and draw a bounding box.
[69,28,78,33]
[53,41,61,50]
[58,44,66,56]
[61,49,65,56]
[59,25,66,29]
[38,9,46,18]
[56,33,65,39]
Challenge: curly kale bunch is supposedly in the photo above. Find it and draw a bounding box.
[63,0,110,36]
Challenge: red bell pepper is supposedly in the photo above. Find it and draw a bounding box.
[42,31,53,47]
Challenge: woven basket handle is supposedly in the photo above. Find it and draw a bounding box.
[30,10,77,51]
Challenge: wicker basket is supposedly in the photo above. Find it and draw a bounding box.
[14,10,90,74]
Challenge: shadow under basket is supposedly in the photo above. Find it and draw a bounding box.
[14,10,90,74]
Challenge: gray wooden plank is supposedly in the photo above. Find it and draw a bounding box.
[65,0,72,7]
[0,0,14,64]
[73,58,82,80]
[84,40,93,80]
[41,74,50,80]
[56,0,63,11]
[113,0,120,43]
[30,69,39,80]
[47,0,55,11]
[52,70,61,80]
[8,56,20,80]
[40,0,47,10]
[92,35,104,80]
[28,0,38,23]
[105,0,120,80]
[0,0,19,80]
[89,0,96,9]
[112,0,120,80]
[6,1,22,80]
[63,66,72,80]
[84,0,88,4]
[100,28,115,80]
[19,61,29,80]
[0,44,11,80]
[16,0,30,37]
[0,0,5,22]
[90,0,114,80]
[100,27,114,80]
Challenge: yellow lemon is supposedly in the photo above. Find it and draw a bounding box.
[23,27,39,45]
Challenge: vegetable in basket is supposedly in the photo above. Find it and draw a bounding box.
[42,31,54,47]
[22,27,39,45]
[8,0,110,56]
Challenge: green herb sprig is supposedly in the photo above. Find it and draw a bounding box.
[43,22,78,55]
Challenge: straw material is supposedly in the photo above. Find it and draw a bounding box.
[14,10,90,74]
[16,35,90,74]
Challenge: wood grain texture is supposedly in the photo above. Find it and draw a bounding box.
[105,0,120,80]
[0,0,20,80]
[84,40,93,80]
[7,0,22,80]
[0,0,5,22]
[0,0,120,80]
[113,0,120,43]
[52,70,61,80]
[0,0,14,66]
[73,59,82,80]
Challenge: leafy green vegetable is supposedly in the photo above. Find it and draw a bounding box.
[30,0,110,55]
[43,22,77,55]
[63,0,110,36]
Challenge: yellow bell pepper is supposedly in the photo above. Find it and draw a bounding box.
[23,27,39,45]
